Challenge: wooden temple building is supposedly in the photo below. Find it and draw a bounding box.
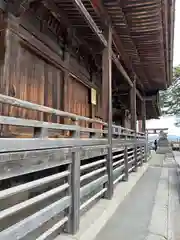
[0,0,175,135]
[0,1,176,238]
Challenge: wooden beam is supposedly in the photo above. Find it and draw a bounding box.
[112,53,133,88]
[130,78,137,131]
[71,0,107,46]
[107,24,113,199]
[7,14,99,95]
[8,0,38,16]
[102,48,108,122]
[102,24,113,199]
[141,99,146,132]
[130,77,137,170]
[43,0,69,30]
[89,0,145,89]
[42,0,100,74]
[63,30,71,114]
[71,0,143,101]
[1,25,11,136]
[169,0,175,86]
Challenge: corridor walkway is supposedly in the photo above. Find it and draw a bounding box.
[56,152,180,240]
[95,152,179,240]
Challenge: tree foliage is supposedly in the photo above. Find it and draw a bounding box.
[160,65,180,115]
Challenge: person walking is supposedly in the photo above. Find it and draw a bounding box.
[154,139,157,152]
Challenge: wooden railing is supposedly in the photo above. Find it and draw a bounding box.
[0,94,148,239]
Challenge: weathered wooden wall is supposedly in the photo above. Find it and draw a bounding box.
[0,20,102,136]
[0,10,6,62]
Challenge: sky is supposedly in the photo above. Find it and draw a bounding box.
[147,1,180,135]
[146,116,180,136]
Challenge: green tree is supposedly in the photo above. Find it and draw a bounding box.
[160,65,180,115]
[173,65,180,81]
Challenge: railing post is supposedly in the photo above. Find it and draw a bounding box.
[133,142,138,171]
[33,127,48,138]
[70,150,80,234]
[103,124,113,199]
[142,99,147,163]
[67,119,81,234]
[144,131,148,162]
[130,78,137,171]
[132,132,138,172]
[140,145,143,166]
[123,146,129,181]
[106,142,113,199]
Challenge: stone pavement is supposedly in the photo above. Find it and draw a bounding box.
[55,152,180,240]
[95,152,179,240]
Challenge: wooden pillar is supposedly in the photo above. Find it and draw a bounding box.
[102,24,113,199]
[130,78,137,131]
[1,21,10,136]
[102,47,108,122]
[141,99,146,132]
[141,99,147,162]
[130,78,137,170]
[63,30,71,114]
[63,51,70,112]
[0,7,7,136]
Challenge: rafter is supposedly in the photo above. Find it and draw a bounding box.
[71,0,143,101]
[94,1,149,89]
[8,0,39,16]
[87,0,146,89]
[43,0,101,72]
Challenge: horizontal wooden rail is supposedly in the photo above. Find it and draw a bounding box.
[0,93,143,139]
[0,93,148,239]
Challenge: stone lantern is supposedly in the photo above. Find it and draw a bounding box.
[156,130,171,154]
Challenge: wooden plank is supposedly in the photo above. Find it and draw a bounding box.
[130,78,137,170]
[0,140,145,181]
[130,79,137,131]
[52,67,58,123]
[0,183,69,221]
[0,93,105,125]
[0,138,144,153]
[68,76,90,129]
[102,25,113,199]
[107,24,113,199]
[36,217,68,240]
[102,46,108,122]
[70,0,143,98]
[80,174,108,198]
[8,15,65,70]
[69,150,80,233]
[141,99,146,132]
[123,146,128,181]
[8,14,98,93]
[0,138,108,152]
[1,27,11,135]
[0,113,79,130]
[0,196,70,239]
[0,8,6,135]
[0,171,70,200]
[63,49,70,113]
[0,145,109,180]
[43,62,49,121]
[72,0,107,46]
